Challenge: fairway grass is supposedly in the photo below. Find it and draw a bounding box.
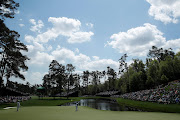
[0,106,180,120]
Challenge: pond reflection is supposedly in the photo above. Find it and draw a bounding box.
[61,99,145,111]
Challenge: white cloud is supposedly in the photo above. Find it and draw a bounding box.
[75,48,79,53]
[30,51,54,65]
[51,47,90,65]
[35,29,58,43]
[56,45,61,50]
[162,38,180,53]
[29,72,44,84]
[52,47,76,63]
[67,31,94,43]
[26,43,119,71]
[147,0,180,24]
[19,24,25,27]
[48,17,81,34]
[92,56,100,61]
[27,42,44,53]
[108,23,180,56]
[29,19,44,33]
[25,35,34,43]
[23,72,46,85]
[27,17,94,43]
[82,59,119,71]
[25,41,54,66]
[47,45,53,51]
[29,19,36,25]
[52,47,118,71]
[86,23,94,28]
[9,71,45,85]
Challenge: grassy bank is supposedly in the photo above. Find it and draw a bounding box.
[116,98,180,113]
[0,106,180,120]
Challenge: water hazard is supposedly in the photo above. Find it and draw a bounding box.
[61,99,145,111]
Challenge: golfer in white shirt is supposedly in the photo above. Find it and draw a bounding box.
[17,101,20,111]
[76,102,79,111]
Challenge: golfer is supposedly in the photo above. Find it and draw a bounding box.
[76,102,79,111]
[17,100,20,111]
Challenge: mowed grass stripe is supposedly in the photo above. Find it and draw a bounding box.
[0,106,180,120]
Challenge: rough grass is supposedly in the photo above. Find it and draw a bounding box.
[0,106,180,120]
[116,98,180,113]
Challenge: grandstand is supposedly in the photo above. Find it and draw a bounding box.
[0,87,29,96]
[96,91,120,97]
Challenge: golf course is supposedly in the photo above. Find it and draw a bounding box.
[0,96,180,120]
[1,0,180,120]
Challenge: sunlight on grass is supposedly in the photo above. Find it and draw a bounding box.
[0,106,180,120]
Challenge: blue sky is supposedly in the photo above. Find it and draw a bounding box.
[5,0,180,85]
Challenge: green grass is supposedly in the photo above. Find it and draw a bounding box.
[116,98,180,113]
[0,96,78,109]
[1,96,180,113]
[0,106,180,120]
[1,96,180,120]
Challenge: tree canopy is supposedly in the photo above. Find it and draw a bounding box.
[0,0,29,88]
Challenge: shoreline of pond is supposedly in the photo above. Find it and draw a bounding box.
[74,97,180,113]
[60,98,146,112]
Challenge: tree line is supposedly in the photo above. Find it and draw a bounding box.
[118,46,180,93]
[0,0,29,93]
[42,46,180,96]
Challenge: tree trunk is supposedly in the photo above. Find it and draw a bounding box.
[67,79,69,99]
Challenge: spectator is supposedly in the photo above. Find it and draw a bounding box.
[119,80,180,104]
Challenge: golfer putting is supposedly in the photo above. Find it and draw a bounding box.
[75,102,79,111]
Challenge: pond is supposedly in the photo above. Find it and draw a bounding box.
[61,99,145,111]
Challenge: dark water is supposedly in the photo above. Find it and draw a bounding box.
[61,99,145,111]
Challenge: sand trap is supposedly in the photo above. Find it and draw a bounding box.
[3,107,16,110]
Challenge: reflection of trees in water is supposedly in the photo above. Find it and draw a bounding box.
[61,99,145,111]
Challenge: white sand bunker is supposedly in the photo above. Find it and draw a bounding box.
[3,107,16,110]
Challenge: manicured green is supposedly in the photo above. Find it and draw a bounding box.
[116,98,180,113]
[0,106,180,120]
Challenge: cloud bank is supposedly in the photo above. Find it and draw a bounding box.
[147,0,180,24]
[108,23,180,56]
[26,17,94,44]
